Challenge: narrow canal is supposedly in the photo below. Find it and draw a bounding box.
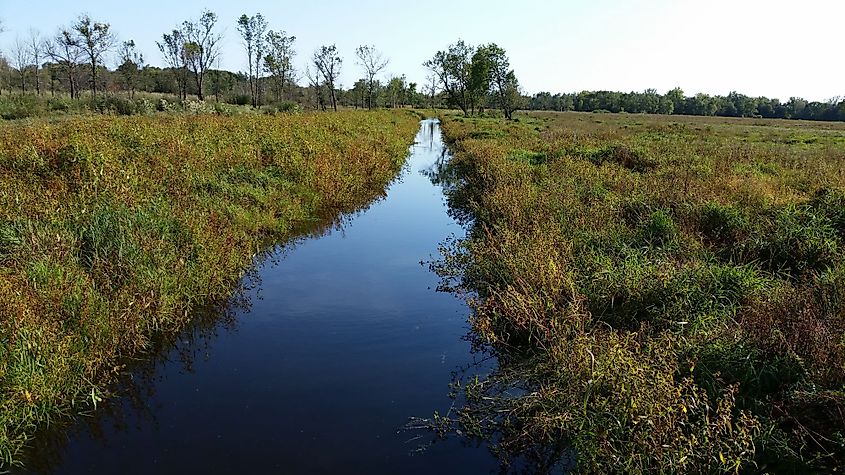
[22,119,498,473]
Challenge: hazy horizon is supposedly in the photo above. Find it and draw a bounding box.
[0,0,842,102]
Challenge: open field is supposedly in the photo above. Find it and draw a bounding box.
[432,111,845,472]
[0,110,420,465]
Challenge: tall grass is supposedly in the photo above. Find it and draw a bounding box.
[0,110,420,466]
[429,111,845,472]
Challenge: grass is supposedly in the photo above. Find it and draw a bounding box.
[0,110,420,466]
[429,111,845,472]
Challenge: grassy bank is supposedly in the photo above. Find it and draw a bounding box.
[0,110,420,465]
[432,111,845,472]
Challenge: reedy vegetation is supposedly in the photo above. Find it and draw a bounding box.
[0,110,420,465]
[431,111,845,472]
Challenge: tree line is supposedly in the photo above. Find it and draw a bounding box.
[528,88,845,122]
[0,11,440,111]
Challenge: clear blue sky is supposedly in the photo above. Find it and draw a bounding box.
[1,0,842,102]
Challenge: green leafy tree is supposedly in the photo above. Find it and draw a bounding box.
[73,14,114,97]
[312,44,342,111]
[424,40,473,115]
[468,46,491,115]
[264,30,296,102]
[117,40,143,98]
[483,43,521,119]
[237,13,268,107]
[182,10,222,101]
[156,28,189,100]
[45,28,82,99]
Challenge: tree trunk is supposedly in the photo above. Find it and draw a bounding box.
[68,68,75,99]
[91,60,97,97]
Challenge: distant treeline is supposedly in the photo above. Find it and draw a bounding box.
[528,88,845,122]
[0,11,434,113]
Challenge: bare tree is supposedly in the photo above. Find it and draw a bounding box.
[27,29,44,95]
[312,44,342,112]
[355,45,388,110]
[264,30,296,102]
[10,37,30,92]
[46,28,82,99]
[304,64,322,110]
[157,28,188,100]
[425,73,438,109]
[74,14,114,97]
[237,13,268,107]
[183,10,222,101]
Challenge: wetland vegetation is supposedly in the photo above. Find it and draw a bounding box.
[425,111,845,472]
[1,4,844,473]
[0,110,420,465]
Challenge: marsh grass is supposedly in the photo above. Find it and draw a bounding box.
[430,111,845,472]
[0,110,420,466]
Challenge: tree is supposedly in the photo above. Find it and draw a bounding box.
[264,30,296,102]
[10,37,29,92]
[481,43,521,119]
[46,28,82,99]
[355,45,388,110]
[237,13,268,107]
[74,14,114,97]
[424,40,473,115]
[468,46,492,115]
[27,29,44,95]
[157,28,189,100]
[384,75,407,108]
[424,73,438,109]
[117,40,143,98]
[304,64,323,110]
[666,87,685,115]
[312,44,342,111]
[350,78,367,109]
[183,10,222,101]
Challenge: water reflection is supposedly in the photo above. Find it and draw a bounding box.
[16,120,499,474]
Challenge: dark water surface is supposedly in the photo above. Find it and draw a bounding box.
[21,120,497,474]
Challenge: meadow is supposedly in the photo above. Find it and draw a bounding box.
[0,110,420,465]
[431,111,845,472]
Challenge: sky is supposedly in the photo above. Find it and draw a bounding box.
[0,0,842,102]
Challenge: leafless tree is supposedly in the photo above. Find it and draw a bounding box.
[355,45,388,110]
[425,73,438,109]
[304,64,323,111]
[10,36,30,92]
[28,29,44,95]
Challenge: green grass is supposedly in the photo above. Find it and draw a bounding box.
[428,111,845,472]
[0,110,420,466]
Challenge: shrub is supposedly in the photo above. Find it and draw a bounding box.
[698,201,749,245]
[0,95,47,120]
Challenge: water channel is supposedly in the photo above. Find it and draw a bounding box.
[20,119,498,474]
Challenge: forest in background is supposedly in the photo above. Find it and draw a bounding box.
[1,12,844,122]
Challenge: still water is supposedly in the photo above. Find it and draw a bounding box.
[21,120,497,473]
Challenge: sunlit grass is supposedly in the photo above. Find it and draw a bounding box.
[431,111,845,472]
[0,110,420,466]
